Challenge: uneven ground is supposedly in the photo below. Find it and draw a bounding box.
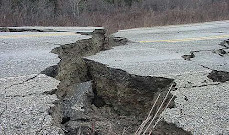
[0,21,229,135]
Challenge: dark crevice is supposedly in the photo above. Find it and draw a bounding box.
[201,64,229,83]
[40,65,58,78]
[5,92,41,98]
[179,81,221,89]
[76,31,93,35]
[91,96,106,108]
[61,117,71,124]
[208,70,229,83]
[43,89,57,95]
[201,65,214,70]
[191,83,221,88]
[181,51,195,61]
[5,89,58,98]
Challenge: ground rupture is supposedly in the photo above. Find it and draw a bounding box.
[42,29,192,135]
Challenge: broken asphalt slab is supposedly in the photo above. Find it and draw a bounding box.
[86,21,229,134]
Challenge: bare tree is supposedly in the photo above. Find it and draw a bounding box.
[70,0,82,17]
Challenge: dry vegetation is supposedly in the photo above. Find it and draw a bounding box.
[0,0,229,33]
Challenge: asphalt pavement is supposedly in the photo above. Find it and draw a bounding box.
[0,27,98,135]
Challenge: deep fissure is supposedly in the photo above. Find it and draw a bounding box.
[42,29,192,134]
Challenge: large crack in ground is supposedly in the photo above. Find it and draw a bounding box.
[42,29,192,134]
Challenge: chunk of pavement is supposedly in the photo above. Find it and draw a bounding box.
[60,81,95,134]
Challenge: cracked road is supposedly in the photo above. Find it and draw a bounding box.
[87,20,229,134]
[0,27,99,135]
[1,21,229,134]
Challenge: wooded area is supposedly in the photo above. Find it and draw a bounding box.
[0,0,229,32]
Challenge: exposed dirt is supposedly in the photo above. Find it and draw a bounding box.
[85,59,174,116]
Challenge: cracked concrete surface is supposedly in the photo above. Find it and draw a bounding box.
[163,80,229,135]
[0,74,63,135]
[160,71,229,134]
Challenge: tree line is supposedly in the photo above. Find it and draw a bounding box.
[0,0,228,32]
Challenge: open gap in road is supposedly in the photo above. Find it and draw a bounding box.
[41,29,192,135]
